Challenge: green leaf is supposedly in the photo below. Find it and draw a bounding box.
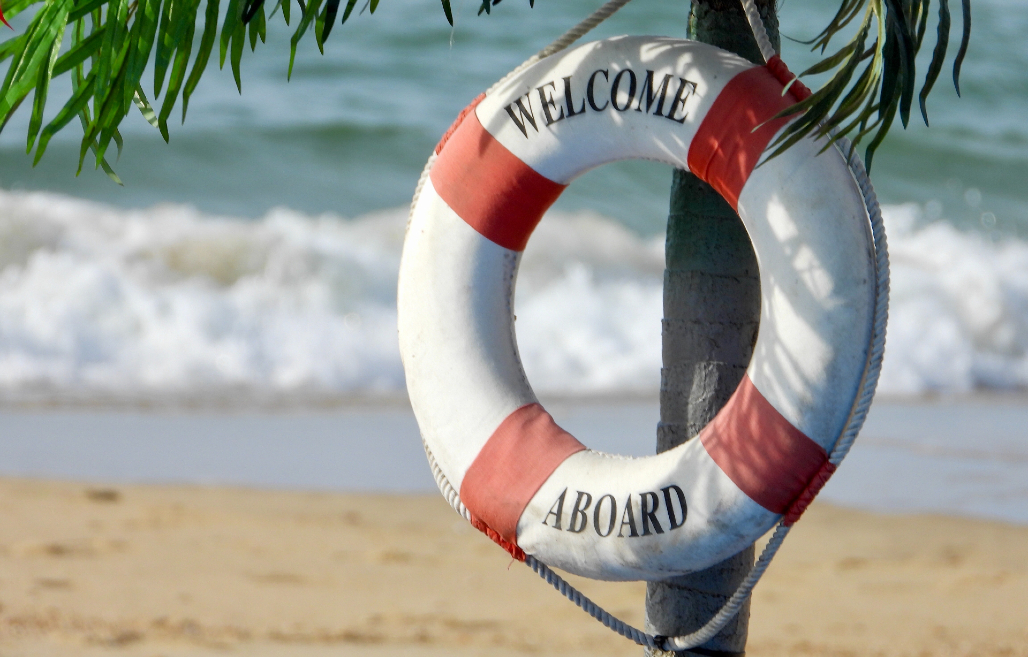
[154,0,183,97]
[35,68,96,162]
[132,86,160,128]
[440,0,452,25]
[229,16,244,91]
[182,0,219,120]
[51,25,104,76]
[250,3,266,48]
[67,0,107,22]
[158,4,195,139]
[123,0,159,111]
[919,0,949,125]
[0,0,73,126]
[1,0,45,22]
[27,25,65,151]
[95,0,128,102]
[338,0,356,24]
[219,0,242,68]
[0,34,25,63]
[319,0,339,43]
[953,0,970,95]
[288,0,322,78]
[799,41,856,77]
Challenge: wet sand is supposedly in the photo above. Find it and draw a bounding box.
[0,478,1025,657]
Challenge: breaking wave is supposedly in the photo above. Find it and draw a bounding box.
[0,188,1025,402]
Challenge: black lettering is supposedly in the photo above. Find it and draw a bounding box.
[593,494,617,537]
[567,491,593,533]
[617,494,639,537]
[562,76,586,118]
[536,80,566,126]
[640,491,664,536]
[543,488,567,529]
[504,93,539,137]
[635,70,673,116]
[661,485,687,530]
[586,69,610,112]
[610,69,637,112]
[665,78,697,124]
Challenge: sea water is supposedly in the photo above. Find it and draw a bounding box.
[1,0,1026,400]
[0,0,1027,516]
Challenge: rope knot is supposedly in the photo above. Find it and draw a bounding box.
[435,93,486,155]
[469,514,526,562]
[783,459,837,525]
[765,55,813,102]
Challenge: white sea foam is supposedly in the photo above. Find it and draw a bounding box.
[0,188,1026,401]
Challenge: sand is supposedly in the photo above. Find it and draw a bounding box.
[0,478,1025,657]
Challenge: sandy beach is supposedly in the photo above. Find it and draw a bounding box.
[0,477,1025,657]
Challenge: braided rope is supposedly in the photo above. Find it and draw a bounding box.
[408,1,890,652]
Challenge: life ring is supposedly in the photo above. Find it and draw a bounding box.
[398,35,876,582]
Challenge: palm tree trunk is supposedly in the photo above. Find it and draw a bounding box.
[644,1,779,655]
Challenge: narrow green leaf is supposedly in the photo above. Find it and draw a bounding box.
[52,25,104,76]
[248,3,264,49]
[0,0,72,123]
[440,0,452,25]
[68,0,108,22]
[799,41,855,77]
[95,0,128,101]
[241,0,264,22]
[0,34,25,63]
[257,3,266,41]
[229,19,244,91]
[158,7,194,138]
[952,0,970,95]
[1,0,45,22]
[133,86,160,128]
[182,0,219,120]
[35,71,96,162]
[915,0,930,48]
[288,0,322,78]
[883,0,916,127]
[27,27,65,151]
[124,0,159,109]
[154,0,184,97]
[319,0,340,43]
[0,96,26,135]
[219,0,242,67]
[919,0,949,125]
[112,126,123,159]
[338,0,356,24]
[864,89,899,169]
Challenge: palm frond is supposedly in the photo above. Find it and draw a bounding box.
[771,0,972,170]
[0,0,461,181]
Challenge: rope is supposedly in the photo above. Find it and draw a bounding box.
[411,0,890,652]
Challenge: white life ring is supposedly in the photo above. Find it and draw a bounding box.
[398,36,876,582]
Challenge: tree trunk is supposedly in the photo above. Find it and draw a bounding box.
[644,2,779,655]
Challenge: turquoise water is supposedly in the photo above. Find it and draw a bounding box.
[1,0,1024,238]
[0,0,1026,399]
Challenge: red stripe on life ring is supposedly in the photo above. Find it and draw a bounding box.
[699,375,829,514]
[430,111,566,252]
[687,65,800,210]
[460,403,586,545]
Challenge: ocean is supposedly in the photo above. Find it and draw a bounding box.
[2,0,1026,402]
[0,0,1026,523]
